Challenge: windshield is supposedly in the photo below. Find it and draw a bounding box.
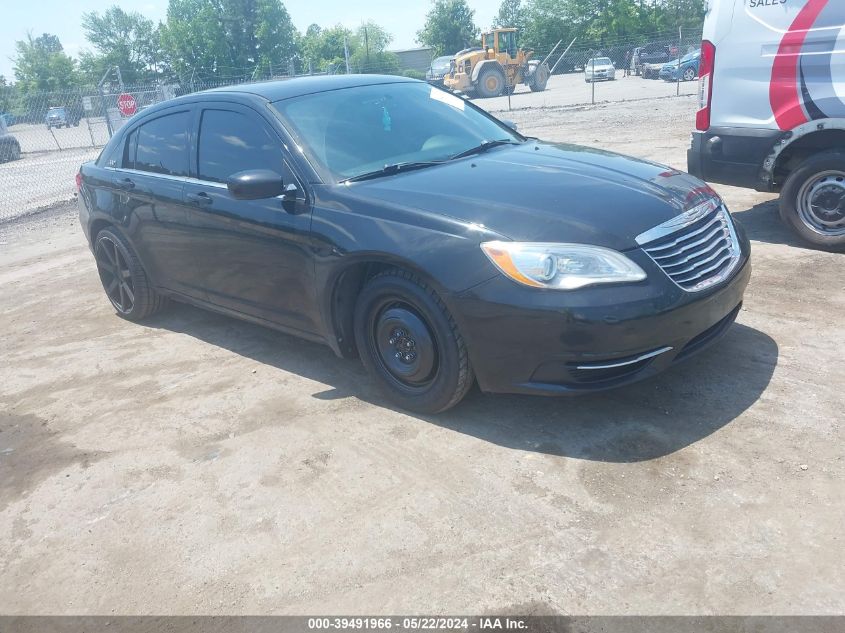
[682,50,700,62]
[48,108,65,115]
[431,56,452,70]
[273,82,522,182]
[589,58,612,66]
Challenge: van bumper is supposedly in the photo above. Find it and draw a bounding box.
[687,128,783,192]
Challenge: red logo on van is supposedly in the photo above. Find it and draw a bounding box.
[769,0,830,130]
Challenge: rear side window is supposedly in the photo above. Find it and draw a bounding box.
[197,109,282,183]
[128,112,190,177]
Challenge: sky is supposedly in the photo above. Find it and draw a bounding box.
[0,0,498,80]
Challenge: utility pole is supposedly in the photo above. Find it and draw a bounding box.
[364,27,370,66]
[344,36,351,74]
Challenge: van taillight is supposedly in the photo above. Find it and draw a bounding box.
[75,171,82,192]
[696,40,716,131]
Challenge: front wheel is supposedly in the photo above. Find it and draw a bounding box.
[354,270,474,413]
[779,151,845,251]
[476,66,505,98]
[683,67,696,82]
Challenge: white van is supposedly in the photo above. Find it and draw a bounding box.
[687,0,845,250]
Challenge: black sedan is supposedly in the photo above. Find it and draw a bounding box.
[77,75,750,413]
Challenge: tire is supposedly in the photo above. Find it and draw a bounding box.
[0,142,19,162]
[476,66,505,98]
[354,269,474,413]
[683,67,696,82]
[528,62,550,92]
[94,228,167,320]
[778,151,845,251]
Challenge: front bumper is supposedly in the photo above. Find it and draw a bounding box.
[449,231,751,395]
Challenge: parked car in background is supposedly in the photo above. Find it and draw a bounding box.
[0,112,15,127]
[426,55,453,87]
[641,62,664,79]
[585,57,616,82]
[660,49,701,82]
[78,75,750,413]
[632,43,673,75]
[688,0,845,250]
[0,117,21,162]
[45,106,80,129]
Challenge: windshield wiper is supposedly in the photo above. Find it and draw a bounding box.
[449,138,521,160]
[342,160,445,183]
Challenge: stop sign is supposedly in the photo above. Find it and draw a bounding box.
[117,93,137,117]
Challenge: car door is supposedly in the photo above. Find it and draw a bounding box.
[180,102,320,336]
[107,107,206,300]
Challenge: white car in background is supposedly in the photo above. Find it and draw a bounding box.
[584,57,616,83]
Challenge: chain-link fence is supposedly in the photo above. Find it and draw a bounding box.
[0,27,702,222]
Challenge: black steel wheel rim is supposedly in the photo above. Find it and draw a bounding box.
[95,236,135,314]
[371,301,438,390]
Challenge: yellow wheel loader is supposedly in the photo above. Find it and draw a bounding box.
[443,28,550,98]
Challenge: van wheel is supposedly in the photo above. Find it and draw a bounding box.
[354,270,474,413]
[779,151,845,251]
[94,228,167,320]
[476,67,505,98]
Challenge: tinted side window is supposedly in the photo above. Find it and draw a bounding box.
[198,109,282,183]
[133,112,190,176]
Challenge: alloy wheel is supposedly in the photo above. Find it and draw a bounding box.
[95,235,136,314]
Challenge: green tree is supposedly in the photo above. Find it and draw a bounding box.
[161,0,298,81]
[349,22,399,74]
[79,6,160,85]
[301,24,352,73]
[523,0,575,52]
[13,33,79,93]
[417,0,478,56]
[494,0,527,30]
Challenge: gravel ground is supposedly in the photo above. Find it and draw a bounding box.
[0,95,843,615]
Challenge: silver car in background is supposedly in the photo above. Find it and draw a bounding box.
[585,57,616,83]
[426,56,453,88]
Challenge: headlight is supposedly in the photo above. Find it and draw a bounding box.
[481,242,647,290]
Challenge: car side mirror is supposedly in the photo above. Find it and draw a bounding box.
[227,169,284,200]
[502,119,518,132]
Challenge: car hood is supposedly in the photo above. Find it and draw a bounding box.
[340,142,716,251]
[587,64,614,71]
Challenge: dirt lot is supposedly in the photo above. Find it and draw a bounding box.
[1,95,843,615]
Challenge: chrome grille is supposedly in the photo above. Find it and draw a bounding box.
[637,204,741,292]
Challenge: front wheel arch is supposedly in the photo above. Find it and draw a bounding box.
[326,258,454,360]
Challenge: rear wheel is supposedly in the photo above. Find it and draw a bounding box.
[779,151,845,251]
[94,228,167,320]
[354,270,474,413]
[476,66,505,98]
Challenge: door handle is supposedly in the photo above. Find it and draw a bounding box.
[186,192,213,206]
[115,178,135,191]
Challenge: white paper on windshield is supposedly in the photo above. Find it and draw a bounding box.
[430,87,465,111]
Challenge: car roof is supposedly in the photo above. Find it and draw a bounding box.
[203,74,415,102]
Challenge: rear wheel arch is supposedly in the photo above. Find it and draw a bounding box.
[769,123,845,189]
